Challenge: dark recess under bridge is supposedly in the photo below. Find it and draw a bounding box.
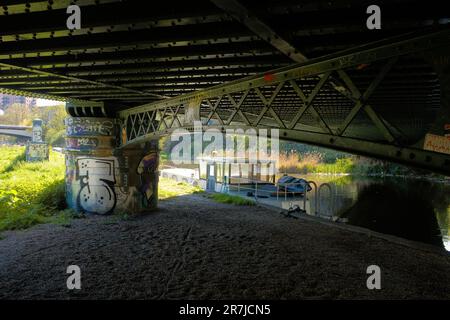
[0,0,449,178]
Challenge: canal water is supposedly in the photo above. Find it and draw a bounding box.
[277,174,450,252]
[160,167,450,252]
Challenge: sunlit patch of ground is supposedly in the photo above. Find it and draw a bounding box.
[158,177,204,200]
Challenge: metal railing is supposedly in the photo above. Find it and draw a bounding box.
[317,183,334,217]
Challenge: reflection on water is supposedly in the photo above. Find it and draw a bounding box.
[296,175,450,252]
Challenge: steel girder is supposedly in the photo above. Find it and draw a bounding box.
[118,29,450,175]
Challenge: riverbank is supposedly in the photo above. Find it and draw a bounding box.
[0,193,448,300]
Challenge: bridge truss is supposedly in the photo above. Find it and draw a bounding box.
[118,30,450,175]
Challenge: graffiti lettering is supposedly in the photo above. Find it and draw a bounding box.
[137,153,159,206]
[27,144,49,161]
[66,118,114,136]
[423,133,450,155]
[31,119,44,143]
[66,137,99,150]
[445,124,450,140]
[76,158,117,214]
[32,127,43,143]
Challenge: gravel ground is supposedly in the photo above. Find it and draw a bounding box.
[0,194,449,300]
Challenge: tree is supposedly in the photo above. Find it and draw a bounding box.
[35,105,67,146]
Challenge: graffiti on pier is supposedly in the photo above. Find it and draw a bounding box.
[423,133,450,155]
[137,152,159,206]
[76,158,117,214]
[32,126,43,143]
[66,137,99,151]
[66,118,114,136]
[31,119,44,143]
[26,143,49,161]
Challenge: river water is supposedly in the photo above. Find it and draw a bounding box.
[285,174,450,252]
[161,166,450,252]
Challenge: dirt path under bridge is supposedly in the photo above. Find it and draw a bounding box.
[0,194,449,300]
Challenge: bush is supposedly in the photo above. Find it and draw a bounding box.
[0,146,68,231]
[209,193,255,206]
[158,177,204,200]
[0,211,45,231]
[46,128,65,147]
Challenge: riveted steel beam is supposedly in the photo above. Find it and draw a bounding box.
[0,22,250,56]
[120,30,449,116]
[211,0,308,62]
[0,1,223,36]
[0,85,102,107]
[117,29,450,175]
[0,61,169,100]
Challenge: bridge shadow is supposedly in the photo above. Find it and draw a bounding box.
[342,180,445,247]
[0,149,25,174]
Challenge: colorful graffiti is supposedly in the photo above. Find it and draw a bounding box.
[65,118,159,215]
[117,186,143,213]
[66,137,99,151]
[26,143,49,161]
[66,117,114,136]
[137,152,159,206]
[32,127,43,143]
[76,158,117,215]
[31,119,44,143]
[26,119,49,162]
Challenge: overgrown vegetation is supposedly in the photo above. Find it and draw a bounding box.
[0,146,73,231]
[278,150,423,176]
[158,177,204,200]
[0,147,208,232]
[278,152,353,174]
[0,103,66,146]
[208,193,255,206]
[158,177,254,206]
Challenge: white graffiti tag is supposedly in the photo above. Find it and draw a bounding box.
[66,118,114,136]
[32,126,43,143]
[77,158,116,214]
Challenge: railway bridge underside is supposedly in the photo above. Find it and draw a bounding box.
[0,0,449,215]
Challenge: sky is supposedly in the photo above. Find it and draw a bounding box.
[36,99,65,107]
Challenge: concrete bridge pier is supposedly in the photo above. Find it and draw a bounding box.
[423,46,450,154]
[64,117,159,215]
[425,46,450,138]
[25,119,49,162]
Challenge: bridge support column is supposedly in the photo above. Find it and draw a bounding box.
[428,47,450,132]
[64,117,159,215]
[423,46,450,155]
[25,119,49,162]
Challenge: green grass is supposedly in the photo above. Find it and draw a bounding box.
[158,177,204,200]
[209,193,255,206]
[0,146,251,233]
[0,146,69,232]
[306,158,355,174]
[158,177,255,206]
[0,148,205,232]
[0,145,26,173]
[280,153,423,176]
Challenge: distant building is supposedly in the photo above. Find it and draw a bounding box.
[0,94,36,110]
